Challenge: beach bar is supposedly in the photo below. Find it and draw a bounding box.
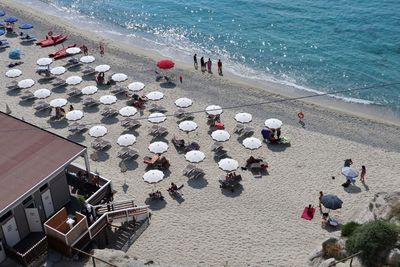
[0,112,125,265]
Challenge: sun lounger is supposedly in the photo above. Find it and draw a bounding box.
[185,142,200,152]
[82,66,96,76]
[34,101,51,112]
[118,147,138,160]
[68,123,88,134]
[148,103,167,113]
[36,65,50,74]
[51,77,66,87]
[110,86,126,95]
[6,80,19,90]
[91,138,111,151]
[66,87,82,97]
[20,35,37,43]
[211,142,224,152]
[20,91,35,100]
[101,107,119,117]
[64,58,82,68]
[172,135,185,150]
[149,125,168,137]
[219,174,242,190]
[242,126,255,137]
[120,118,141,129]
[38,76,56,84]
[214,150,228,160]
[234,123,245,134]
[144,154,160,165]
[83,97,100,107]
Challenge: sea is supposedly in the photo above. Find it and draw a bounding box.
[21,0,400,111]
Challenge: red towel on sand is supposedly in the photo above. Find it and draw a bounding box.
[301,207,316,220]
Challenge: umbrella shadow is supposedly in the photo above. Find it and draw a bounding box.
[145,197,167,211]
[67,95,83,103]
[52,86,67,94]
[322,223,342,233]
[48,119,68,129]
[119,160,138,172]
[115,93,128,100]
[97,151,110,162]
[221,184,243,197]
[101,116,119,125]
[83,106,100,113]
[121,128,140,136]
[187,176,208,189]
[159,82,176,89]
[19,99,35,107]
[19,41,35,47]
[82,75,95,82]
[266,143,289,152]
[68,133,86,143]
[344,184,362,194]
[122,181,129,193]
[35,109,52,118]
[6,90,20,97]
[151,136,169,143]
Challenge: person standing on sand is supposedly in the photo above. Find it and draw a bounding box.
[99,42,105,57]
[207,58,212,73]
[360,165,366,182]
[200,57,205,72]
[193,54,198,69]
[319,191,324,211]
[82,45,88,56]
[217,59,223,75]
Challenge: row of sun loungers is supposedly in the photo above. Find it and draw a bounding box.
[68,123,88,134]
[234,123,255,137]
[183,164,205,179]
[120,118,141,129]
[91,138,111,151]
[101,107,118,117]
[149,125,168,137]
[148,103,167,113]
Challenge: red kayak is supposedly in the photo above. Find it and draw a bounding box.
[49,44,77,60]
[36,34,67,47]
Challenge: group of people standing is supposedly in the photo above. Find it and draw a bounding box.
[193,54,223,75]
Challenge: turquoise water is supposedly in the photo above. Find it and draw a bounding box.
[39,0,400,108]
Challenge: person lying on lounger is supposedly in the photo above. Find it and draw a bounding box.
[168,182,178,193]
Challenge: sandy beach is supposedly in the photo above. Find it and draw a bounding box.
[2,0,400,266]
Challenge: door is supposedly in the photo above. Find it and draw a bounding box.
[25,208,42,232]
[41,190,54,218]
[1,217,20,247]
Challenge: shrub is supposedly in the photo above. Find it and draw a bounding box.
[346,220,398,267]
[324,242,344,259]
[77,195,86,209]
[341,221,361,237]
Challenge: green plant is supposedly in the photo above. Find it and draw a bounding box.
[346,220,398,267]
[77,195,86,209]
[341,221,361,237]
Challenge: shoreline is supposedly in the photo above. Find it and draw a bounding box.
[12,0,400,128]
[2,1,400,266]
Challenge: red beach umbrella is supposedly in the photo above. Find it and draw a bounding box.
[157,59,175,69]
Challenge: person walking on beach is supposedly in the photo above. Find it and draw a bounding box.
[217,59,223,75]
[319,191,324,211]
[82,45,88,56]
[99,42,105,57]
[193,54,198,70]
[207,58,212,73]
[200,57,205,72]
[360,165,366,182]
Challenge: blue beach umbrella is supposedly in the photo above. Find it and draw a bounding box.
[4,16,18,23]
[0,10,5,17]
[321,194,343,210]
[19,23,33,29]
[0,29,4,36]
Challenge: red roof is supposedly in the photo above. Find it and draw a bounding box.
[0,113,85,213]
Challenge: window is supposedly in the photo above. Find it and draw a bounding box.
[39,184,48,192]
[0,211,12,224]
[22,196,33,206]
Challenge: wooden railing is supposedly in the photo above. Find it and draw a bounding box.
[88,214,108,239]
[65,217,88,246]
[5,236,47,266]
[328,251,363,267]
[86,180,112,205]
[95,199,135,215]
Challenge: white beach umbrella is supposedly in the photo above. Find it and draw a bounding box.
[211,130,230,142]
[242,137,262,150]
[100,95,117,105]
[66,47,81,55]
[50,98,67,108]
[66,110,84,121]
[128,82,145,92]
[18,79,35,89]
[205,105,223,115]
[66,76,82,85]
[235,112,252,123]
[264,118,282,129]
[218,158,239,172]
[89,125,108,137]
[117,134,137,147]
[341,167,359,179]
[50,66,66,75]
[36,57,53,66]
[95,64,110,73]
[80,55,95,63]
[148,113,167,123]
[5,68,22,78]
[178,120,198,132]
[119,106,137,117]
[175,97,193,108]
[146,91,164,101]
[111,73,128,82]
[81,85,98,95]
[143,170,164,184]
[33,88,51,99]
[148,141,169,154]
[185,150,205,163]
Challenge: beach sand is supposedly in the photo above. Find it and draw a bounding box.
[2,1,400,266]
